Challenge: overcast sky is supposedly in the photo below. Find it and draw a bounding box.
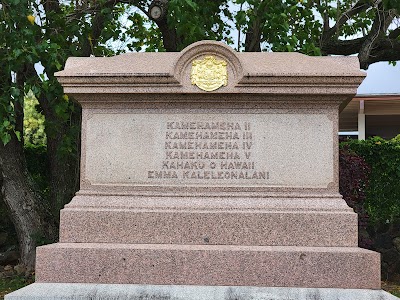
[357,61,400,95]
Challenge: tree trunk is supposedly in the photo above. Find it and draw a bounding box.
[0,134,57,272]
[245,25,262,52]
[46,107,81,214]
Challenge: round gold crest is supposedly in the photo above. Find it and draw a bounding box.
[190,56,228,92]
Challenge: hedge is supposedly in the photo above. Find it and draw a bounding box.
[341,135,400,224]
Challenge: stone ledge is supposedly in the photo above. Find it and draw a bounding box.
[5,283,399,300]
[59,209,358,247]
[35,243,380,289]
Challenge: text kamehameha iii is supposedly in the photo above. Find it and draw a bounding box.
[147,121,269,180]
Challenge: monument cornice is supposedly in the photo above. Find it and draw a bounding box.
[56,40,365,99]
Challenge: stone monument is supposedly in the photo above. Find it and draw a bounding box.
[6,41,399,299]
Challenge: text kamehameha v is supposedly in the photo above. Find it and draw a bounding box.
[147,121,269,181]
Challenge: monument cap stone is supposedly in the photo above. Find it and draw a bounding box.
[56,40,364,96]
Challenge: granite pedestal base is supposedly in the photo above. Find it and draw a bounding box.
[34,195,381,290]
[35,243,380,289]
[5,283,399,300]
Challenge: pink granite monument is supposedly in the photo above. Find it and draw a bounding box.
[6,41,398,299]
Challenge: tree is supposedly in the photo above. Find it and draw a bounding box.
[148,0,400,69]
[0,0,399,271]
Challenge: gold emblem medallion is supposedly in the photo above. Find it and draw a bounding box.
[191,56,228,92]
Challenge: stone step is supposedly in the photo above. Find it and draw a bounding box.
[59,208,358,247]
[36,243,380,289]
[6,283,399,300]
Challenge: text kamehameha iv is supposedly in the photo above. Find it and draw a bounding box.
[148,121,269,180]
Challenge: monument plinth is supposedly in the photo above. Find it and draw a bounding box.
[7,41,398,300]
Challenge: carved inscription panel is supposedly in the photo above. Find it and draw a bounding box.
[85,112,334,188]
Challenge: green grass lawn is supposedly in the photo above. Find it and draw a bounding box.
[0,276,33,300]
[383,281,400,297]
[393,291,400,297]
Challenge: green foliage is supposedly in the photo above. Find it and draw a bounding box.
[1,0,398,147]
[168,0,233,50]
[0,0,35,145]
[123,9,164,52]
[232,0,399,57]
[23,91,46,147]
[383,0,400,11]
[341,136,400,223]
[339,146,371,247]
[233,0,324,53]
[0,0,167,144]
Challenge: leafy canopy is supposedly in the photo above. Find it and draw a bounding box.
[1,0,399,145]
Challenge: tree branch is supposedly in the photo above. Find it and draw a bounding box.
[119,0,150,17]
[358,4,395,69]
[96,0,179,51]
[389,26,400,39]
[66,0,122,23]
[322,0,371,42]
[43,0,62,15]
[80,0,121,56]
[321,37,367,55]
[367,38,400,65]
[323,11,329,33]
[320,1,398,69]
[14,70,25,146]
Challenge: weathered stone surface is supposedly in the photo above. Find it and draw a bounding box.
[59,208,358,247]
[84,112,333,188]
[35,243,380,289]
[5,283,400,300]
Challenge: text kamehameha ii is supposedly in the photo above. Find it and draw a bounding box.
[147,121,269,180]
